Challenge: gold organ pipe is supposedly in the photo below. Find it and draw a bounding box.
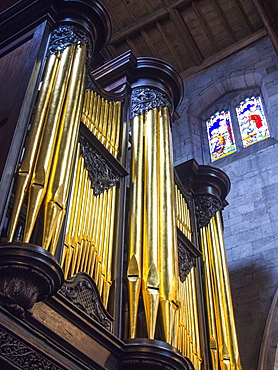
[127,112,144,338]
[105,101,113,152]
[200,227,219,369]
[96,190,109,294]
[114,101,121,157]
[23,45,76,242]
[209,218,231,370]
[93,192,104,281]
[213,213,241,369]
[99,188,113,295]
[142,108,160,339]
[43,43,86,253]
[8,53,59,241]
[158,106,178,343]
[70,162,86,276]
[103,185,116,308]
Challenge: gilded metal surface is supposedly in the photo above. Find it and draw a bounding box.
[43,43,87,252]
[8,53,59,241]
[23,44,76,242]
[200,212,242,370]
[127,112,144,338]
[82,90,122,157]
[175,185,192,240]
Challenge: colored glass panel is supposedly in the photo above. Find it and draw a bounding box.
[206,110,236,161]
[236,96,270,148]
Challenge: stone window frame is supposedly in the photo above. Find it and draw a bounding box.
[186,72,277,166]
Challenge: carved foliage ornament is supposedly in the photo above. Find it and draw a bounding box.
[0,328,63,370]
[59,273,113,332]
[178,241,196,282]
[79,135,120,195]
[195,195,223,228]
[48,25,93,61]
[130,87,172,119]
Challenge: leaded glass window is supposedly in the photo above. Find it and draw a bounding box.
[236,96,270,148]
[206,110,237,161]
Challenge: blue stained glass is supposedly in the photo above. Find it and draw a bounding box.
[206,110,236,161]
[236,96,270,148]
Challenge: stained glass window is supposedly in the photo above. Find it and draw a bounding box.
[206,110,237,161]
[236,96,270,148]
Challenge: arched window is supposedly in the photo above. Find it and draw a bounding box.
[206,110,236,161]
[236,96,270,148]
[206,95,270,162]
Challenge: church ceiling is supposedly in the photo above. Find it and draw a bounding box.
[1,0,278,79]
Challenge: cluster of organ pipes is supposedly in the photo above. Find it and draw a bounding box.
[4,27,242,370]
[175,185,193,240]
[61,145,117,308]
[82,90,122,158]
[200,212,241,370]
[127,105,178,342]
[8,43,87,254]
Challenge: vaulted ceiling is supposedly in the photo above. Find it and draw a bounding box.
[1,0,278,79]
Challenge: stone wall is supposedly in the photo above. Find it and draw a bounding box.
[172,37,278,369]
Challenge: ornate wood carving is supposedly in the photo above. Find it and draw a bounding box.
[79,135,120,195]
[130,87,172,118]
[59,272,114,332]
[178,240,196,282]
[0,328,63,370]
[0,242,64,318]
[48,25,93,60]
[195,194,223,228]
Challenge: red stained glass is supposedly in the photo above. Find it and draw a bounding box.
[206,110,236,161]
[236,96,270,148]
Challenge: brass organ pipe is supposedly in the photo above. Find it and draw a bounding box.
[127,112,144,338]
[103,185,116,308]
[114,102,121,156]
[43,44,86,252]
[214,213,241,369]
[79,174,90,272]
[106,101,113,151]
[93,192,104,281]
[8,53,59,242]
[96,190,109,293]
[94,95,101,139]
[99,188,113,294]
[75,166,89,274]
[23,45,75,242]
[158,106,178,343]
[209,218,231,369]
[142,108,160,340]
[200,227,219,369]
[70,161,86,276]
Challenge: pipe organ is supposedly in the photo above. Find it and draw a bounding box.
[0,1,241,369]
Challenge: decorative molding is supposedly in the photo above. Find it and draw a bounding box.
[178,241,196,282]
[130,87,172,118]
[48,25,92,61]
[0,242,64,318]
[79,135,120,195]
[59,272,114,332]
[0,328,63,370]
[194,195,223,228]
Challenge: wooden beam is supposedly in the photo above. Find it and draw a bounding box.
[253,0,278,55]
[233,0,254,33]
[167,6,204,65]
[192,1,220,52]
[110,0,192,44]
[212,0,237,42]
[156,22,184,71]
[140,29,160,59]
[181,29,267,80]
